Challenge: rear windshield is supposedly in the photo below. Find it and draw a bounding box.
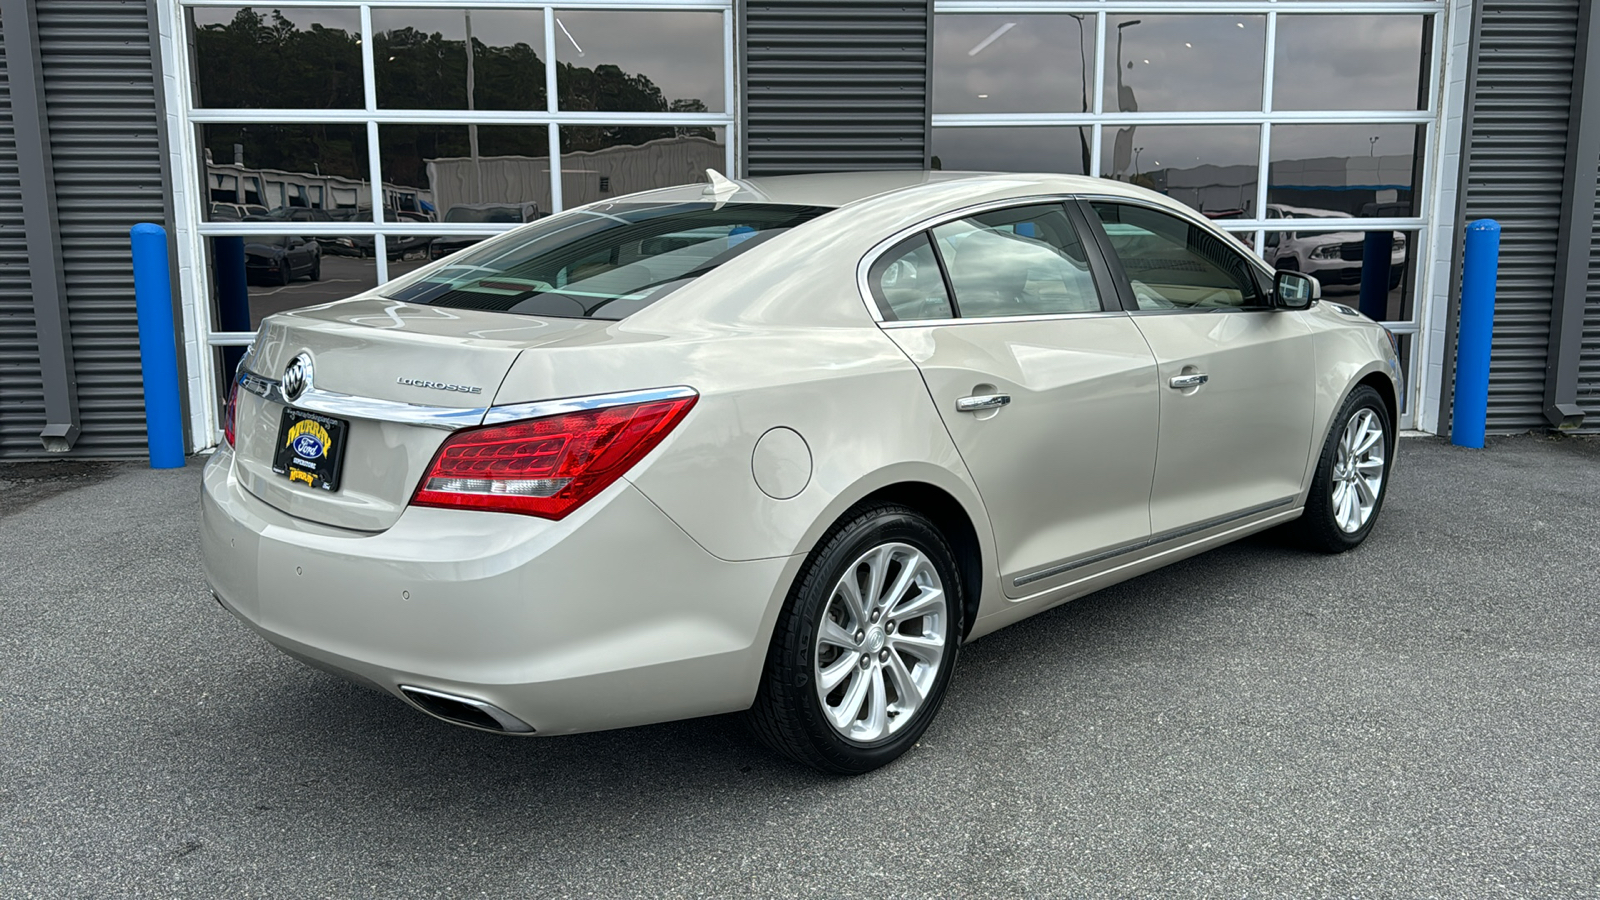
[380,202,831,320]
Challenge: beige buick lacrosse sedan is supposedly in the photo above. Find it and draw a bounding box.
[202,171,1401,773]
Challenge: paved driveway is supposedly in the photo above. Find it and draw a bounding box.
[2,436,1597,898]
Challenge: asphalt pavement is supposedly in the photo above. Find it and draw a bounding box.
[2,435,1597,898]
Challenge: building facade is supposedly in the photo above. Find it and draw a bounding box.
[0,0,1594,460]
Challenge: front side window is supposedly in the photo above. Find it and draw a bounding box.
[380,202,829,320]
[931,204,1101,318]
[1089,202,1265,311]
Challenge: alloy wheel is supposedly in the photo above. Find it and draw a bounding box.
[813,542,948,743]
[1330,407,1385,533]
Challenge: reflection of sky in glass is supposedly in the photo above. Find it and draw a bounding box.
[1272,124,1420,170]
[1274,16,1427,110]
[553,10,725,112]
[1099,126,1260,215]
[372,9,543,44]
[1102,16,1265,112]
[931,128,1090,175]
[933,16,1090,114]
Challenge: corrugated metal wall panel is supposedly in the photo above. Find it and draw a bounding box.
[0,8,48,458]
[1581,155,1600,426]
[743,0,929,175]
[34,0,166,457]
[1461,0,1579,432]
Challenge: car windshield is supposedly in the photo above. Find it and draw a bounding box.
[380,201,832,320]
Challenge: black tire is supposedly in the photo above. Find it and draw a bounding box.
[747,504,964,774]
[274,263,291,286]
[309,255,322,281]
[1291,384,1392,553]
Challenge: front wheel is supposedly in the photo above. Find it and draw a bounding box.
[747,504,964,774]
[1292,384,1392,553]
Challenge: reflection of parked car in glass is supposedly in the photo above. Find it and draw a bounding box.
[428,202,542,260]
[244,234,321,285]
[210,201,248,221]
[1263,204,1405,289]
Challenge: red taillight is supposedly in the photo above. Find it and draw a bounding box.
[223,376,240,447]
[410,393,697,520]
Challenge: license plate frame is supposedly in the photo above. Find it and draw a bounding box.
[271,407,349,492]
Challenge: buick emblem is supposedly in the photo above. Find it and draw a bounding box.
[283,353,313,402]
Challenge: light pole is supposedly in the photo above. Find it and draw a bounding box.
[1133,147,1144,176]
[1116,19,1142,112]
[1068,14,1090,175]
[1369,135,1380,157]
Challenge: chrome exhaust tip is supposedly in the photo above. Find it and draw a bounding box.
[398,685,535,734]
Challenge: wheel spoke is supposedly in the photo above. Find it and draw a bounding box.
[884,651,925,711]
[888,585,943,622]
[879,550,923,613]
[889,630,943,663]
[1354,475,1377,506]
[818,618,857,652]
[819,652,858,692]
[1342,489,1362,531]
[826,664,870,730]
[862,667,889,738]
[1355,456,1385,473]
[1353,422,1383,455]
[835,576,867,628]
[862,546,891,612]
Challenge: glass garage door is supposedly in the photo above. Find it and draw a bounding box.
[931,0,1450,425]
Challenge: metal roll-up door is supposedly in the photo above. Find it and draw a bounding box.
[35,0,168,456]
[0,10,48,459]
[742,0,929,175]
[1460,0,1579,432]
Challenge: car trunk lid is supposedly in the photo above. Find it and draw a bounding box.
[231,296,612,531]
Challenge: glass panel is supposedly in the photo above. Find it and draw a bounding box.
[1264,228,1419,323]
[930,127,1090,176]
[1089,202,1266,310]
[1269,124,1422,218]
[1102,16,1266,113]
[1274,16,1430,111]
[559,126,726,204]
[199,124,369,221]
[374,9,547,110]
[207,235,378,332]
[190,8,362,109]
[554,10,725,113]
[379,125,552,224]
[931,205,1100,318]
[932,15,1092,115]
[1098,125,1259,218]
[870,235,953,322]
[379,202,830,320]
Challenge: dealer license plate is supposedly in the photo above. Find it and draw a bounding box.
[271,407,348,492]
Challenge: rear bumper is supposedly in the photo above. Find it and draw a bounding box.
[201,447,792,735]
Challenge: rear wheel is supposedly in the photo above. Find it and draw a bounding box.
[1292,384,1391,553]
[748,504,963,774]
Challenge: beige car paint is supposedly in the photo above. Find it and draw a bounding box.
[204,171,1400,736]
[884,317,1160,598]
[1131,309,1318,535]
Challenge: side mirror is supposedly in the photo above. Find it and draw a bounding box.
[1274,270,1320,310]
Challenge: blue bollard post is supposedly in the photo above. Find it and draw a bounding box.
[131,223,186,468]
[1450,219,1501,449]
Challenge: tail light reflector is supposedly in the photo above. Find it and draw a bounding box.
[410,392,697,520]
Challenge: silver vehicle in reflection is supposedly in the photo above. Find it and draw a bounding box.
[1264,204,1406,291]
[204,171,1400,774]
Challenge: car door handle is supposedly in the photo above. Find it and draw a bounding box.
[1169,373,1210,390]
[956,393,1011,413]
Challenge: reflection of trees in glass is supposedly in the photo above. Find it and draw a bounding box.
[193,9,362,108]
[375,27,546,109]
[203,123,369,188]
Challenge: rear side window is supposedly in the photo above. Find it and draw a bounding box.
[930,205,1101,318]
[869,234,954,321]
[381,202,831,320]
[1089,202,1265,310]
